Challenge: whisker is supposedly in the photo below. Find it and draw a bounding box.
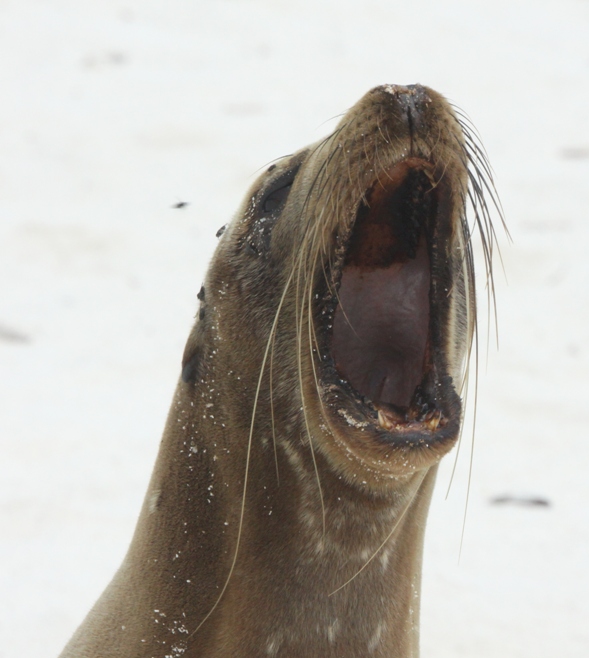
[269,324,280,485]
[189,266,296,636]
[295,242,326,536]
[328,470,428,595]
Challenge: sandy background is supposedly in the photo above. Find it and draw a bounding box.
[1,1,588,656]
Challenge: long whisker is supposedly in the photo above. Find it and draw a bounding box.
[445,205,477,498]
[443,112,506,559]
[328,470,428,595]
[269,323,280,484]
[458,313,479,562]
[189,266,296,637]
[295,240,326,536]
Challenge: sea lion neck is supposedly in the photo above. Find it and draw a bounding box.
[139,379,436,657]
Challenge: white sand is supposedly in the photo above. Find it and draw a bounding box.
[1,1,588,656]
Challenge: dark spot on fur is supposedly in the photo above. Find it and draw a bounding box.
[199,307,206,321]
[197,286,205,301]
[216,224,227,238]
[244,241,259,256]
[152,491,163,509]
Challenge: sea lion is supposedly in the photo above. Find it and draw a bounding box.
[59,84,500,658]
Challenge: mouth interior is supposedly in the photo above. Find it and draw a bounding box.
[331,163,434,409]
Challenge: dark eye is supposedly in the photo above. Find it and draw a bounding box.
[263,182,293,213]
[241,166,300,258]
[260,166,299,215]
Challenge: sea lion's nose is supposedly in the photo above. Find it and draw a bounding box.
[371,84,431,135]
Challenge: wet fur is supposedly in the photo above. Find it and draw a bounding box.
[59,85,501,658]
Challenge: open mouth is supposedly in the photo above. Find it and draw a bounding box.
[324,158,459,444]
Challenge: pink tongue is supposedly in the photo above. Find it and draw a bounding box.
[331,236,430,408]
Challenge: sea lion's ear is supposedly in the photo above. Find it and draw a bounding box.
[182,287,206,384]
[181,335,203,384]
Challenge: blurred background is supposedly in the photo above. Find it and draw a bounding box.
[1,1,588,656]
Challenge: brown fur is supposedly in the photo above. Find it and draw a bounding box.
[59,85,498,658]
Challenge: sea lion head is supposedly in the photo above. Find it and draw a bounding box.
[56,85,503,658]
[183,84,495,493]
